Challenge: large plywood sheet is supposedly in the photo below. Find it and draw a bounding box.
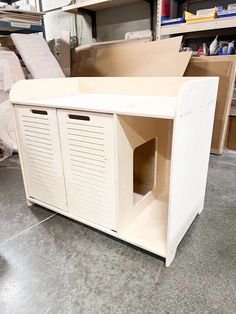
[72,36,185,77]
[72,38,152,77]
[94,51,191,77]
[185,56,236,155]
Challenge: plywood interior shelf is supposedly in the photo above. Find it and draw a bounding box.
[161,16,236,36]
[10,76,218,267]
[120,195,168,257]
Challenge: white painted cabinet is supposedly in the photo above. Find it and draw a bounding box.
[57,110,117,230]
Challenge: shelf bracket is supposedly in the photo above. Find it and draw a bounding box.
[77,8,97,39]
[38,0,46,39]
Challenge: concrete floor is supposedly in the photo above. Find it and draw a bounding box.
[0,152,235,314]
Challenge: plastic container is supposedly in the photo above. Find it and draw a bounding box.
[185,8,217,24]
[161,0,170,18]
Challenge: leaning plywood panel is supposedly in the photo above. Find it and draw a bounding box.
[72,36,183,76]
[94,51,192,77]
[166,78,219,266]
[57,110,117,230]
[185,57,236,155]
[97,36,183,56]
[72,39,151,77]
[11,34,65,79]
[14,106,67,211]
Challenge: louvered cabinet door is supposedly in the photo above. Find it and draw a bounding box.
[57,110,117,231]
[15,106,67,211]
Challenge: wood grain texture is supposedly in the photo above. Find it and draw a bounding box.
[185,56,236,155]
[71,36,185,77]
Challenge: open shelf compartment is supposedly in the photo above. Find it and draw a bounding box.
[115,114,173,258]
[121,194,168,257]
[0,20,43,34]
[161,16,236,36]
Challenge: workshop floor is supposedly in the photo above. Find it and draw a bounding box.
[0,152,235,314]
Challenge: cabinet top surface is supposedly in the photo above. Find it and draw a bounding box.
[12,93,177,119]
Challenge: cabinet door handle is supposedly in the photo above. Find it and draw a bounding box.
[31,109,48,115]
[68,114,90,121]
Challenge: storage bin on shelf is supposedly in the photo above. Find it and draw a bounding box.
[185,8,217,24]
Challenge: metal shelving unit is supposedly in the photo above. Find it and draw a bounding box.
[159,0,236,39]
[161,16,236,36]
[62,0,157,39]
[0,0,44,36]
[1,0,18,4]
[0,20,43,35]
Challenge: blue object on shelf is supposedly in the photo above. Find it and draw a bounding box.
[218,12,236,18]
[218,6,236,18]
[161,17,185,26]
[0,21,43,35]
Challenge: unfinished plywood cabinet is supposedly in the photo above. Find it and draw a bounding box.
[10,77,219,266]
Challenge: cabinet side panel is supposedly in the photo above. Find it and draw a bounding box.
[167,79,218,259]
[14,105,67,211]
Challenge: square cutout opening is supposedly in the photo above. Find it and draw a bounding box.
[133,138,157,204]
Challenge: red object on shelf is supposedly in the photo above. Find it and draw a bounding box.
[161,0,170,18]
